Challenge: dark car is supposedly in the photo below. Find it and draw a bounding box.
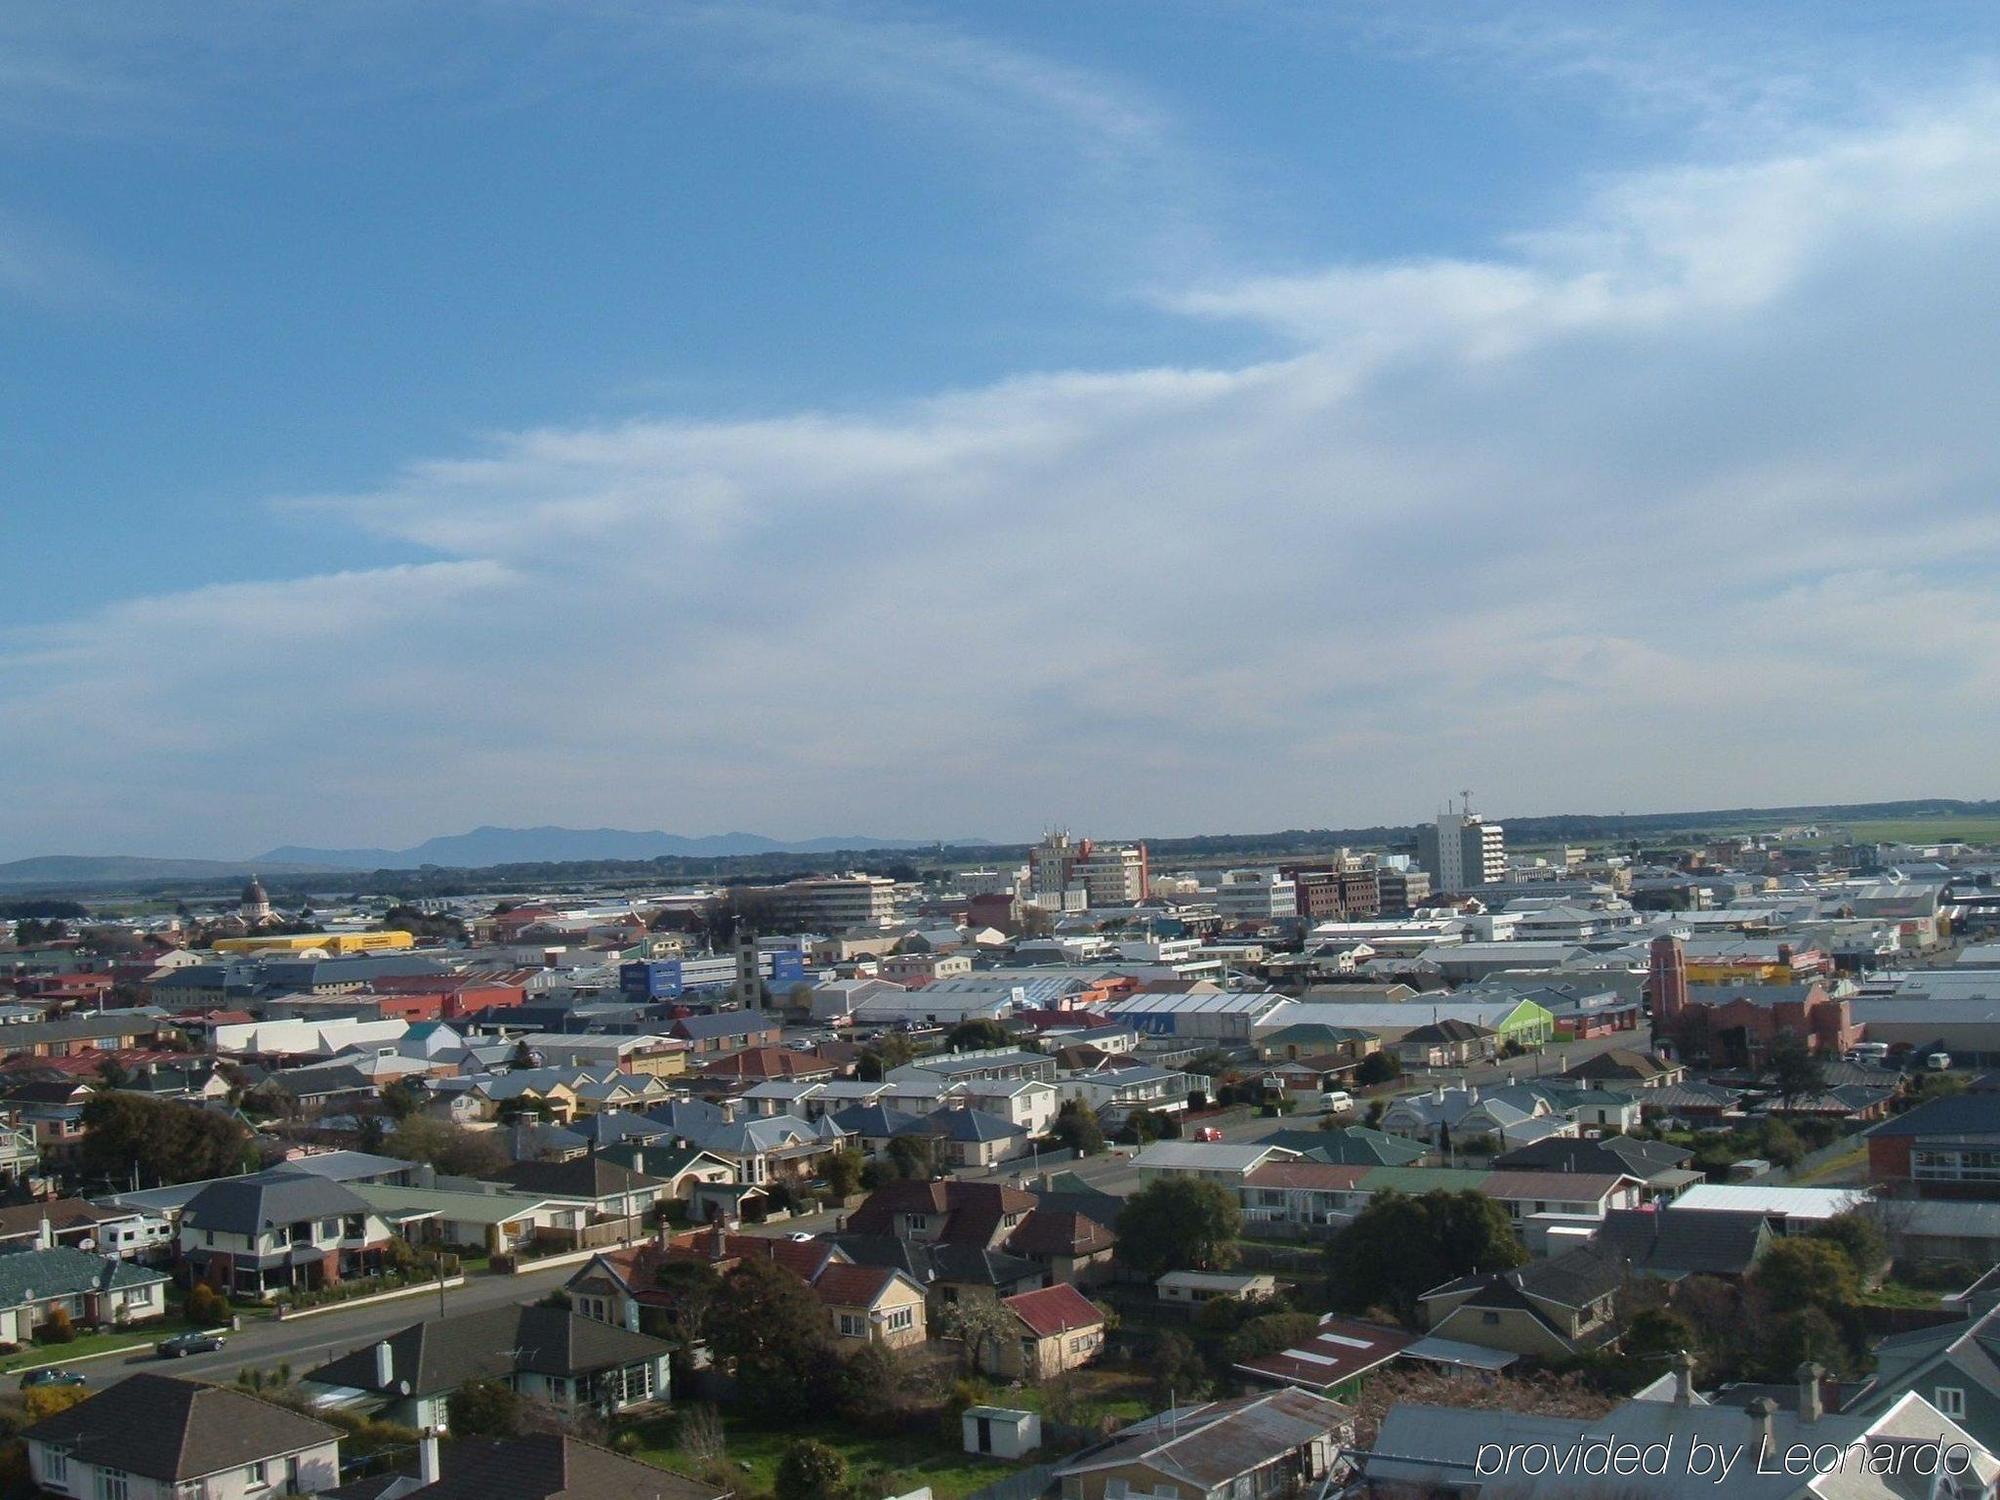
[156,1331,226,1359]
[19,1368,87,1389]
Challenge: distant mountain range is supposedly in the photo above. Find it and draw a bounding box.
[253,825,941,870]
[0,826,947,888]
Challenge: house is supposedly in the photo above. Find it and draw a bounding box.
[1053,1388,1353,1500]
[1362,1386,1998,1500]
[843,1179,1117,1282]
[1491,1135,1700,1201]
[304,1304,674,1429]
[1131,1140,1302,1184]
[353,1182,580,1257]
[1157,1270,1279,1309]
[1668,1183,1868,1233]
[389,1432,730,1500]
[0,1246,167,1342]
[1872,1198,2000,1268]
[1056,1065,1192,1126]
[1377,1083,1574,1151]
[1849,1300,2000,1446]
[669,1011,783,1056]
[1561,1047,1686,1089]
[1418,1244,1627,1359]
[1867,1090,2000,1201]
[1260,1126,1431,1168]
[494,1157,671,1220]
[23,1374,342,1500]
[1596,1205,1774,1281]
[831,1232,1046,1311]
[1258,1023,1380,1064]
[179,1168,396,1300]
[921,1106,1031,1168]
[0,1077,95,1161]
[596,1143,737,1201]
[1234,1316,1412,1398]
[973,1282,1107,1379]
[1396,1019,1497,1069]
[817,1260,929,1350]
[1237,1163,1641,1238]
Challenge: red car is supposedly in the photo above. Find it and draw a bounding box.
[1192,1126,1224,1142]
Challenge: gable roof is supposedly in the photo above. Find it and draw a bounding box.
[1597,1206,1772,1278]
[0,1245,165,1307]
[21,1373,336,1482]
[1234,1316,1411,1392]
[1055,1388,1352,1488]
[1004,1282,1105,1339]
[404,1433,728,1500]
[844,1180,1038,1245]
[305,1305,671,1396]
[495,1157,666,1199]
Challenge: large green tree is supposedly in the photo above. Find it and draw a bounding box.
[1751,1238,1860,1317]
[1763,1031,1826,1113]
[709,1258,833,1421]
[1114,1176,1242,1279]
[387,1116,510,1179]
[80,1093,254,1187]
[1325,1190,1526,1323]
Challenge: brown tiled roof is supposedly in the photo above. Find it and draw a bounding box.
[845,1180,1036,1245]
[811,1261,904,1309]
[1243,1162,1369,1191]
[1004,1207,1113,1258]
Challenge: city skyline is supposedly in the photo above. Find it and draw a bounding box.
[7,3,2000,858]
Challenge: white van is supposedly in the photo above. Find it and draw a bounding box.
[1319,1090,1355,1115]
[1847,1042,1890,1065]
[1926,1051,1953,1072]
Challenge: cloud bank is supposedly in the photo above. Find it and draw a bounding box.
[6,21,2000,856]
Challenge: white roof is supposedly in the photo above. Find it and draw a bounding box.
[1670,1183,1867,1219]
[1131,1141,1297,1172]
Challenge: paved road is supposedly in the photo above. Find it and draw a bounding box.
[53,1258,584,1394]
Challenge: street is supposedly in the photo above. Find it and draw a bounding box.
[63,1258,584,1394]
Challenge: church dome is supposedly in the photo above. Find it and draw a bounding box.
[241,876,269,905]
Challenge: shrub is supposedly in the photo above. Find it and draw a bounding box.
[22,1385,89,1422]
[186,1283,229,1327]
[775,1438,848,1500]
[35,1308,75,1345]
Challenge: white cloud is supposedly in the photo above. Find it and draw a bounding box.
[11,73,2000,855]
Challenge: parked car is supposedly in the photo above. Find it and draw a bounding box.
[1319,1090,1355,1115]
[156,1331,227,1359]
[20,1368,87,1390]
[1926,1051,1953,1072]
[1192,1126,1225,1142]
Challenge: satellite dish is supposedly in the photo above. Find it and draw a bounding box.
[397,1380,411,1396]
[77,1238,95,1252]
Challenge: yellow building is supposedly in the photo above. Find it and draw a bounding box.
[210,931,415,955]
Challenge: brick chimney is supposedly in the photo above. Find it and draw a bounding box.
[1797,1362,1824,1424]
[1650,936,1689,1026]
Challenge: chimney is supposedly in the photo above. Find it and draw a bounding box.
[1797,1362,1824,1424]
[418,1429,441,1486]
[1672,1350,1696,1407]
[373,1340,394,1388]
[1745,1396,1778,1458]
[709,1221,726,1259]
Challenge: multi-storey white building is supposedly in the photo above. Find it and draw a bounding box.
[1216,869,1298,922]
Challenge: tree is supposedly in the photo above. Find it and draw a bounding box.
[1752,1238,1860,1317]
[823,1148,864,1199]
[381,1080,424,1121]
[1621,1306,1700,1371]
[1758,1118,1805,1169]
[509,1040,541,1072]
[1227,1312,1321,1367]
[449,1379,523,1437]
[1148,1329,1210,1405]
[1810,1212,1887,1283]
[1050,1100,1106,1157]
[387,1117,510,1178]
[775,1438,848,1500]
[1115,1177,1242,1279]
[832,1342,904,1425]
[884,1134,936,1181]
[95,1056,133,1090]
[36,1306,75,1344]
[186,1283,230,1327]
[856,1032,915,1082]
[710,1259,833,1421]
[941,1297,1018,1374]
[945,1019,1010,1052]
[652,1259,722,1344]
[1355,1052,1402,1087]
[1326,1190,1526,1324]
[22,1384,91,1422]
[1764,1031,1826,1113]
[80,1094,255,1187]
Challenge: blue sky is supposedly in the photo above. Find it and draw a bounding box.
[5,2,2000,859]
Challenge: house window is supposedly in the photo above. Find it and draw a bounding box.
[321,1218,339,1238]
[907,1215,929,1232]
[247,1458,268,1487]
[1936,1387,1967,1419]
[42,1447,66,1484]
[96,1471,130,1500]
[839,1314,866,1337]
[886,1307,915,1334]
[1481,1311,1500,1325]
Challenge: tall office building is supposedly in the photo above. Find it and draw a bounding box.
[1029,830,1148,908]
[1416,809,1506,894]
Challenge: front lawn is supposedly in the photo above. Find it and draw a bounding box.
[1861,1281,1946,1310]
[0,1326,161,1373]
[624,1411,1021,1500]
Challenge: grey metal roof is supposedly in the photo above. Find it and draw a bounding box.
[180,1168,373,1237]
[20,1374,336,1483]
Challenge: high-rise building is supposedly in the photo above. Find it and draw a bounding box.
[1029,831,1147,908]
[1216,869,1297,922]
[1416,809,1506,894]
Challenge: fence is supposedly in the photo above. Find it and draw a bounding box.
[964,1463,1057,1500]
